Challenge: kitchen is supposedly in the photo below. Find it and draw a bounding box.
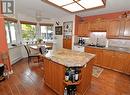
[0,0,130,95]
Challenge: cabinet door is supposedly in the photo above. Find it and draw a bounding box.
[66,39,72,49]
[63,38,72,49]
[44,59,52,87]
[124,18,130,36]
[107,19,121,37]
[112,52,129,72]
[102,50,114,68]
[126,55,130,74]
[85,47,103,65]
[96,49,103,66]
[78,22,90,36]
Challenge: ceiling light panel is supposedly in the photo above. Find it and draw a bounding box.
[78,0,104,9]
[63,3,84,12]
[48,0,74,6]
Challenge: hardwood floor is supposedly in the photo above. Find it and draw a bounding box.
[0,58,130,95]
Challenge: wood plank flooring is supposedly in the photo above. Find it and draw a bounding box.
[0,58,130,95]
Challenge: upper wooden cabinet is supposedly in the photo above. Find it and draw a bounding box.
[107,18,130,39]
[77,22,90,37]
[107,19,121,38]
[89,19,108,31]
[124,18,130,37]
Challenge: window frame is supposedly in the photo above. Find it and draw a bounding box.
[20,22,37,42]
[5,21,17,44]
[40,24,54,41]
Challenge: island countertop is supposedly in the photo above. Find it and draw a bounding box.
[43,48,95,67]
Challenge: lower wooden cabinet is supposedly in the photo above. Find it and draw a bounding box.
[102,50,115,68]
[63,38,72,49]
[85,47,103,66]
[85,47,130,75]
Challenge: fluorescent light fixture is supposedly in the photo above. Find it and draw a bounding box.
[48,0,74,6]
[63,3,84,12]
[46,0,105,12]
[78,0,104,9]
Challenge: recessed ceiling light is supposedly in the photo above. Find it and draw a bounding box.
[63,3,84,12]
[48,0,74,6]
[78,0,104,9]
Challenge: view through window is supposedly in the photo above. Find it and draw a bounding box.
[21,24,36,43]
[40,25,53,41]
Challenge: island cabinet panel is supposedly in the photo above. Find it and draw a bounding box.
[44,56,94,95]
[77,22,90,37]
[85,47,103,66]
[77,59,94,95]
[44,58,65,95]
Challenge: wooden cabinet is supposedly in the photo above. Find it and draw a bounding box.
[85,47,103,66]
[63,38,72,49]
[44,56,94,95]
[107,18,130,39]
[44,58,65,95]
[112,52,129,73]
[107,19,121,38]
[89,19,108,31]
[102,50,115,68]
[124,18,130,37]
[77,22,90,36]
[85,47,130,75]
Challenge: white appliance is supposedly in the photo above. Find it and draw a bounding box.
[73,45,85,52]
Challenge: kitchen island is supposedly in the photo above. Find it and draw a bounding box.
[43,49,95,95]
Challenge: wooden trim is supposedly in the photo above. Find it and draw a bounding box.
[39,23,53,26]
[20,21,37,25]
[4,16,17,22]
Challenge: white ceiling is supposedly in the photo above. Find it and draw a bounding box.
[15,0,130,19]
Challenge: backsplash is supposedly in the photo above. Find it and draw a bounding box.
[74,33,130,48]
[89,32,107,46]
[108,39,130,48]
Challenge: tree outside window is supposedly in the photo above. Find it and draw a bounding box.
[21,24,36,42]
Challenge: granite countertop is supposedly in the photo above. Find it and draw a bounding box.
[74,43,130,53]
[86,45,130,53]
[44,49,95,67]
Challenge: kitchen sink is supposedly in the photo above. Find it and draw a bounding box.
[87,44,106,48]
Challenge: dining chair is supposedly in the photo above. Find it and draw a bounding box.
[39,46,46,54]
[24,45,40,64]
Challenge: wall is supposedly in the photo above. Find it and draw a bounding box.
[0,12,12,71]
[53,15,76,50]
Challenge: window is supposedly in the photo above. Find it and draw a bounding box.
[5,21,17,44]
[21,23,36,42]
[40,25,53,41]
